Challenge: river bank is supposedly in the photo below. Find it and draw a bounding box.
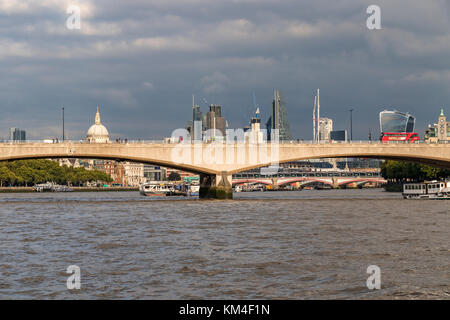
[0,187,139,193]
[383,182,403,192]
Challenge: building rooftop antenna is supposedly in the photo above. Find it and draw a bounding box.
[255,106,260,118]
[252,92,260,119]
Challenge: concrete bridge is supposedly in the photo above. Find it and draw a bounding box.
[0,141,449,198]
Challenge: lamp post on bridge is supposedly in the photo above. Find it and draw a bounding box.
[349,108,354,142]
[62,107,65,142]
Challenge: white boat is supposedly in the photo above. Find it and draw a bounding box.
[403,181,450,199]
[188,183,200,196]
[430,187,450,200]
[34,182,73,192]
[139,182,175,196]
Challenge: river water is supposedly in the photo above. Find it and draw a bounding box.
[0,189,448,299]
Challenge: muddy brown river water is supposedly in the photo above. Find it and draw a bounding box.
[0,189,448,299]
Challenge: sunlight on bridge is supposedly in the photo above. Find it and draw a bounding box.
[1,140,449,198]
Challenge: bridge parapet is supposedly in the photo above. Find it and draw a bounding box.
[3,140,450,145]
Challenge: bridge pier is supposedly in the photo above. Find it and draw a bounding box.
[332,177,339,189]
[199,172,233,199]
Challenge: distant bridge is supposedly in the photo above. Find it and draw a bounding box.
[232,172,386,188]
[0,141,449,198]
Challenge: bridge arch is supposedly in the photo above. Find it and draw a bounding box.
[276,178,334,187]
[229,153,450,174]
[232,179,273,186]
[337,179,377,187]
[2,142,450,175]
[0,154,212,176]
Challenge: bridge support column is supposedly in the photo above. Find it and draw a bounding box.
[199,171,233,199]
[332,177,339,189]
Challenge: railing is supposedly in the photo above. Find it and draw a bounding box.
[233,172,382,178]
[278,140,450,145]
[0,140,166,144]
[0,139,449,145]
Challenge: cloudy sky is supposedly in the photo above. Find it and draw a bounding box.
[1,0,449,140]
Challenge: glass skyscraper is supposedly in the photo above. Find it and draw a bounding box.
[266,90,292,141]
[379,110,416,133]
[9,128,26,141]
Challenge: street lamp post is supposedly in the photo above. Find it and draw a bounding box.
[349,108,354,142]
[62,107,65,142]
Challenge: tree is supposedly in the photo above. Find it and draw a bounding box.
[381,160,450,182]
[168,172,181,181]
[0,160,114,187]
[0,166,16,187]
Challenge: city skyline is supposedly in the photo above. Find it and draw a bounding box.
[4,92,449,142]
[1,1,450,140]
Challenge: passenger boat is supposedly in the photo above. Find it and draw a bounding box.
[139,182,198,197]
[139,182,175,196]
[402,181,450,199]
[430,187,450,200]
[33,182,73,192]
[188,183,200,196]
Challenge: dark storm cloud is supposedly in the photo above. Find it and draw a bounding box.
[0,0,449,140]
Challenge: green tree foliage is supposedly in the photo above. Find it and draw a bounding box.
[0,159,113,187]
[380,160,450,182]
[167,171,181,181]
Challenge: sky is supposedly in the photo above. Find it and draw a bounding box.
[0,0,449,141]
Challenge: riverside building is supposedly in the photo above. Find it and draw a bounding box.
[424,109,450,142]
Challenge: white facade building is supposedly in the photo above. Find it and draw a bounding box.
[318,118,333,142]
[244,108,264,143]
[122,162,145,187]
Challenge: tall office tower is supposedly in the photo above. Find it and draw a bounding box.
[192,99,203,141]
[318,118,333,141]
[206,104,226,138]
[245,107,264,143]
[265,117,272,138]
[193,105,202,122]
[206,110,215,131]
[9,128,26,141]
[209,105,222,117]
[266,90,292,141]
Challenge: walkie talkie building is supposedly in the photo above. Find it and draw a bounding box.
[379,110,416,133]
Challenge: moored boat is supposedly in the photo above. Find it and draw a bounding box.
[139,181,202,197]
[430,187,450,200]
[403,181,450,199]
[33,182,73,192]
[188,183,200,196]
[139,182,175,196]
